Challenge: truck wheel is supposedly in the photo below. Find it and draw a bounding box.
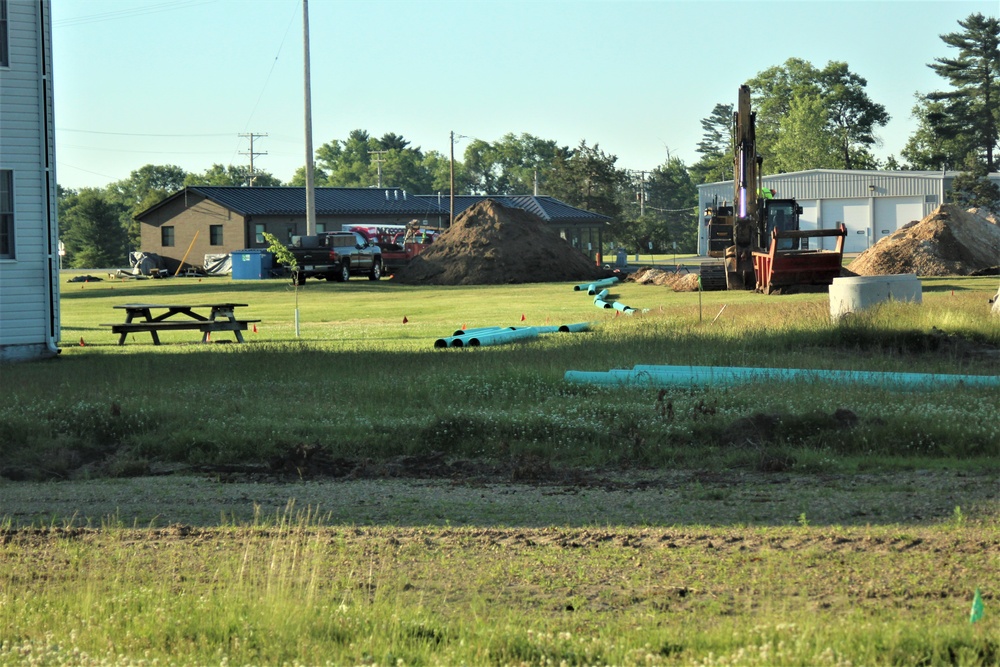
[368,260,382,281]
[337,262,350,282]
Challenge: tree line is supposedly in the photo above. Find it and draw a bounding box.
[60,12,998,269]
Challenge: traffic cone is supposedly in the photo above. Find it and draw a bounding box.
[79,337,85,347]
[520,314,526,322]
[461,323,467,330]
[402,316,408,324]
[252,324,257,333]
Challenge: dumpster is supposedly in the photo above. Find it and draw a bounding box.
[231,249,274,280]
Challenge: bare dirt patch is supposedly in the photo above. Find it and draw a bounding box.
[626,267,700,291]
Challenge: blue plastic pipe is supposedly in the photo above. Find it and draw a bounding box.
[467,327,539,347]
[564,365,1000,389]
[558,322,590,333]
[574,277,620,293]
[451,326,505,337]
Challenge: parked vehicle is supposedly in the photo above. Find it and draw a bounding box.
[285,231,382,285]
[345,223,437,274]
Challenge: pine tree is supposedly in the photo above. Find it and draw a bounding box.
[926,13,1000,171]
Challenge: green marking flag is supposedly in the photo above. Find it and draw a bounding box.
[970,588,984,624]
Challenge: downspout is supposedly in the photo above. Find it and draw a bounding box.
[39,0,59,356]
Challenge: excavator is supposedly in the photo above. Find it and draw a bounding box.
[700,85,847,293]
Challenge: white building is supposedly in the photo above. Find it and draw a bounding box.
[697,169,1000,255]
[0,0,60,362]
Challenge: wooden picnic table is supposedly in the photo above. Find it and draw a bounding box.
[103,303,259,345]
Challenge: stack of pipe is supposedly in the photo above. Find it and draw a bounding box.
[564,364,1000,389]
[434,323,590,349]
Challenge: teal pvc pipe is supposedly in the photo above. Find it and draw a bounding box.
[565,365,1000,389]
[594,299,612,309]
[451,326,505,337]
[610,301,635,312]
[574,277,620,293]
[467,327,539,347]
[595,288,609,300]
[558,322,590,333]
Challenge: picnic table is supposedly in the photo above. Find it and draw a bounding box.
[103,303,259,345]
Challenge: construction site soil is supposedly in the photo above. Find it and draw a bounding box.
[392,199,606,285]
[626,267,700,291]
[847,204,1000,276]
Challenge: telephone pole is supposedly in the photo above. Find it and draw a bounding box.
[239,132,268,185]
[635,170,649,217]
[368,150,388,188]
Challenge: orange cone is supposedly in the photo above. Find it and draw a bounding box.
[520,314,526,322]
[79,337,85,347]
[402,316,408,324]
[461,323,467,330]
[252,324,257,333]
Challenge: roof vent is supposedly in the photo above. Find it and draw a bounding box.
[394,190,398,200]
[385,190,389,200]
[403,190,407,200]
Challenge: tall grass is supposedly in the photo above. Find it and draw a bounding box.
[1,510,997,665]
[2,276,998,479]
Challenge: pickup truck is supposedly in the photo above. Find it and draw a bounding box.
[285,231,382,285]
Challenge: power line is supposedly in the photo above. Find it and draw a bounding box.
[239,133,269,185]
[58,128,232,138]
[53,1,214,27]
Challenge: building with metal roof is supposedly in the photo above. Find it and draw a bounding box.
[697,169,1000,255]
[137,186,610,272]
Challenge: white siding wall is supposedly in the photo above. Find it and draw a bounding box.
[0,0,59,361]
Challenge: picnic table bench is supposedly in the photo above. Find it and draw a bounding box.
[102,303,259,345]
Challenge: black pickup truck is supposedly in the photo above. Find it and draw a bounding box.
[286,231,382,285]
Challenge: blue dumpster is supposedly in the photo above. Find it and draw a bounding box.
[231,249,274,280]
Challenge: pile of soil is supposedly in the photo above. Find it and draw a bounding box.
[847,204,1000,276]
[627,267,700,291]
[392,199,606,285]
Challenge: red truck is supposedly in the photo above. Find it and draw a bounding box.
[346,225,437,275]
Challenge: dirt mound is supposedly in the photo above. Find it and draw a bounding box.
[392,199,605,285]
[627,267,700,291]
[847,204,1000,276]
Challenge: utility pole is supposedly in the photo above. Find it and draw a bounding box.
[239,132,268,186]
[368,150,388,188]
[449,131,455,229]
[635,170,649,217]
[302,0,316,237]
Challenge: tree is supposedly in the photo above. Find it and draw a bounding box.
[310,130,435,192]
[545,141,627,219]
[690,103,734,184]
[185,164,282,187]
[925,13,1000,171]
[60,188,129,268]
[949,153,1000,213]
[771,94,840,171]
[106,164,188,250]
[463,133,561,195]
[901,96,976,169]
[745,58,888,172]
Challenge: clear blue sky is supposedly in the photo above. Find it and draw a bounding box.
[51,0,999,190]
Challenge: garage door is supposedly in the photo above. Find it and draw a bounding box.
[821,199,870,253]
[873,197,924,245]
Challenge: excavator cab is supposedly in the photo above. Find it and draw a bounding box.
[763,199,802,250]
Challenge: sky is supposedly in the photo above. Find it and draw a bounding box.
[51,0,999,190]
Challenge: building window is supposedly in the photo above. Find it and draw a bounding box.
[0,0,8,68]
[316,223,326,234]
[0,169,14,259]
[0,170,13,259]
[255,223,265,244]
[161,226,175,247]
[210,224,223,246]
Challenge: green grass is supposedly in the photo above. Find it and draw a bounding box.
[3,274,999,480]
[3,273,1000,666]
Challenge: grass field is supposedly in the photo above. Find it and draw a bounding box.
[1,273,999,665]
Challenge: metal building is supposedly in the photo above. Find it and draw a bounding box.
[697,169,1000,255]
